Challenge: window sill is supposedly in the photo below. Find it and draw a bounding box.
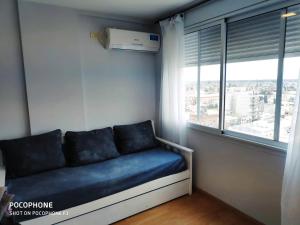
[187,122,287,154]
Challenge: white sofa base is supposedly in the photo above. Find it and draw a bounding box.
[21,171,190,225]
[58,178,189,225]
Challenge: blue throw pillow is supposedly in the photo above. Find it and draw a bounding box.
[113,120,159,154]
[0,130,65,178]
[65,127,120,166]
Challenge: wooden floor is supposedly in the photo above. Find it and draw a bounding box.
[114,191,263,225]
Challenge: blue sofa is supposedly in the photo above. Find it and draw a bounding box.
[8,148,186,222]
[0,121,190,224]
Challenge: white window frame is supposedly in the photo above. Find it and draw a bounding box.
[184,1,300,151]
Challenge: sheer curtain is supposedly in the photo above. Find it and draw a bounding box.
[281,73,300,225]
[159,15,186,144]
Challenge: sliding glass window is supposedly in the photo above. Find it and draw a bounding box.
[183,3,300,149]
[225,11,281,140]
[280,5,300,142]
[199,25,221,128]
[184,32,198,123]
[184,25,221,128]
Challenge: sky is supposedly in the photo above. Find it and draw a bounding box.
[183,57,300,82]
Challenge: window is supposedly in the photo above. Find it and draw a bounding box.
[280,5,300,142]
[184,3,300,149]
[184,32,198,123]
[199,26,221,128]
[225,11,281,140]
[184,25,222,128]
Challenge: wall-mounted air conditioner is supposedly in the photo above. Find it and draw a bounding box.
[105,28,160,52]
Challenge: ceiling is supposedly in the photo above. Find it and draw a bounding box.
[22,0,207,23]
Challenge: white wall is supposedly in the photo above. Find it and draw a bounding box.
[10,1,158,135]
[188,129,285,225]
[78,15,157,129]
[0,0,30,140]
[18,1,86,134]
[183,1,287,224]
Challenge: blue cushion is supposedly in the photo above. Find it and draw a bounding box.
[7,148,186,222]
[113,120,159,154]
[0,130,65,178]
[65,127,120,166]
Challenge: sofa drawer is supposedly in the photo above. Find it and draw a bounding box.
[57,179,190,225]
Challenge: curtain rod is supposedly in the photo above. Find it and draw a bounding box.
[155,0,211,23]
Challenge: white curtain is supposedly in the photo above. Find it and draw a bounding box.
[281,73,300,225]
[159,15,186,144]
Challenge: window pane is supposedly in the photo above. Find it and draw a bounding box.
[184,32,198,122]
[183,67,198,122]
[280,5,300,143]
[183,26,221,127]
[225,11,281,139]
[199,25,221,128]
